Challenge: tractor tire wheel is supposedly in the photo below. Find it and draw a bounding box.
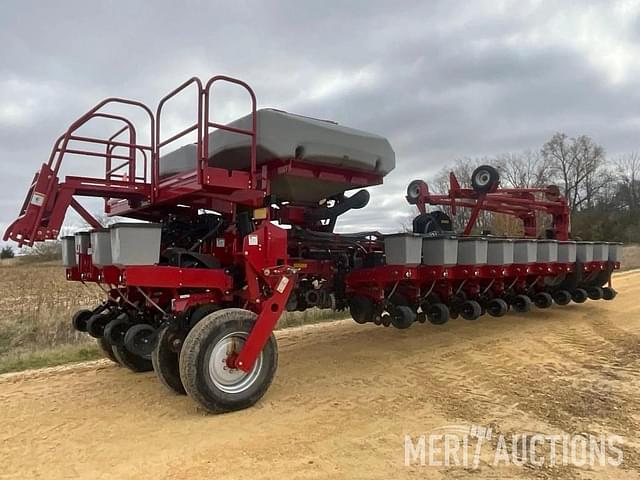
[552,290,572,306]
[349,296,375,324]
[406,180,427,204]
[112,344,153,372]
[97,337,118,364]
[471,165,499,193]
[179,308,278,413]
[103,316,129,346]
[571,288,588,304]
[86,313,111,339]
[152,326,186,395]
[587,286,603,300]
[460,300,482,320]
[602,287,617,301]
[72,309,93,332]
[124,324,157,359]
[187,304,220,330]
[390,305,416,329]
[486,298,508,317]
[512,294,532,313]
[426,303,449,325]
[533,292,553,309]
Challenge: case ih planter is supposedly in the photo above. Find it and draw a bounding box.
[4,75,621,413]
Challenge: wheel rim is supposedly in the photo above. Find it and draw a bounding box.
[132,330,154,356]
[208,332,263,394]
[475,170,491,187]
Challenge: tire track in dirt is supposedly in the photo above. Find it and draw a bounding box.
[1,273,640,479]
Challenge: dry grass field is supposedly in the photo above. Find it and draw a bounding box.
[0,260,342,373]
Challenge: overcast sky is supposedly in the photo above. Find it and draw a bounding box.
[2,0,640,243]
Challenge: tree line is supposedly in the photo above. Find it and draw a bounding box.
[429,132,638,242]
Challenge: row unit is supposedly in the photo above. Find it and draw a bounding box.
[384,234,623,266]
[62,223,162,268]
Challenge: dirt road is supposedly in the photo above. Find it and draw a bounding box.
[2,273,640,479]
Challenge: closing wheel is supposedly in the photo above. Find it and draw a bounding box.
[471,165,499,193]
[426,303,449,325]
[349,296,375,324]
[152,326,186,395]
[533,292,553,309]
[103,316,129,346]
[571,288,588,304]
[112,344,153,372]
[72,309,93,332]
[390,305,416,329]
[586,286,603,300]
[602,287,617,301]
[124,324,157,359]
[86,312,111,339]
[179,308,278,413]
[486,298,508,317]
[512,294,532,313]
[97,337,118,364]
[552,290,572,306]
[406,179,427,204]
[460,300,482,320]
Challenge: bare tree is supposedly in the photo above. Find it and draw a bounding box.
[616,152,640,210]
[541,133,606,211]
[495,150,553,188]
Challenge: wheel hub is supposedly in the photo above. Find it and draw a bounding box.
[208,332,263,394]
[476,172,490,185]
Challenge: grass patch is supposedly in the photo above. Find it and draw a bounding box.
[0,344,102,375]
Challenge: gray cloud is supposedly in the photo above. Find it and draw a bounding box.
[1,0,639,242]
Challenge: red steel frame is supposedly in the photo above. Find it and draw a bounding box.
[3,74,618,376]
[3,74,386,373]
[410,172,571,240]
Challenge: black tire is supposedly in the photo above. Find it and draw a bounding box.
[112,344,153,372]
[124,324,157,359]
[602,287,617,301]
[471,165,499,193]
[426,303,449,325]
[86,312,111,339]
[406,179,427,204]
[179,308,278,413]
[349,296,375,324]
[460,300,482,320]
[390,305,416,329]
[486,298,508,317]
[512,294,532,313]
[152,326,186,395]
[97,337,118,364]
[72,309,93,332]
[153,303,220,393]
[552,290,572,306]
[186,303,220,330]
[572,288,588,304]
[586,286,603,300]
[103,316,129,346]
[533,292,553,309]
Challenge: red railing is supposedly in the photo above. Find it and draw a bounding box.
[26,99,155,244]
[6,74,260,245]
[155,77,203,201]
[155,74,258,194]
[203,75,257,188]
